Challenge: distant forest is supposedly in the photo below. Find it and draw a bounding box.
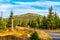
[0,6,60,30]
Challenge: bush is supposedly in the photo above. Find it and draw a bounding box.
[30,31,40,40]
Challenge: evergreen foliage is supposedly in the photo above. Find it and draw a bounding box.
[6,11,13,28]
[54,12,60,29]
[42,16,47,29]
[1,6,60,30]
[28,19,38,28]
[0,17,6,29]
[47,6,56,29]
[30,31,40,40]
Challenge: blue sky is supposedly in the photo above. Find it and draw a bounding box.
[0,0,60,18]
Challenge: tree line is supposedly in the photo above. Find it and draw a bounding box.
[0,6,60,30]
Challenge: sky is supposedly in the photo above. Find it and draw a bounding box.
[0,0,60,18]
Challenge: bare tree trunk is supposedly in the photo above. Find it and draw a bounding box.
[12,18,14,31]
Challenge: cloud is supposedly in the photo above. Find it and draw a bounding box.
[0,4,21,18]
[0,4,21,12]
[13,9,48,16]
[14,1,60,8]
[1,1,60,18]
[13,1,60,16]
[13,1,60,11]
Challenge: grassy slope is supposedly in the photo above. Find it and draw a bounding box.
[0,27,51,39]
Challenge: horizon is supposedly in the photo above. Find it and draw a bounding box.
[0,0,60,18]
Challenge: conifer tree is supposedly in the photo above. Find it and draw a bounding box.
[29,19,38,28]
[42,16,47,29]
[6,11,14,30]
[54,12,60,29]
[21,20,28,27]
[36,17,41,28]
[47,6,56,29]
[0,13,6,29]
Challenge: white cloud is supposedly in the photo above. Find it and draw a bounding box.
[13,9,48,16]
[14,1,60,7]
[0,4,13,8]
[1,1,60,18]
[12,1,60,16]
[0,4,20,12]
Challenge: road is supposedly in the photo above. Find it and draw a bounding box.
[42,30,60,40]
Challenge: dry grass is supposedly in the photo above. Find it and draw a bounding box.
[36,30,51,40]
[0,27,51,39]
[0,27,33,37]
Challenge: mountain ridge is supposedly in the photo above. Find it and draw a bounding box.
[13,13,42,20]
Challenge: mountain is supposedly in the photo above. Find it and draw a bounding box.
[5,13,43,27]
[13,13,42,20]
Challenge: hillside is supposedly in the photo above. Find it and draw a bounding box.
[13,13,42,20]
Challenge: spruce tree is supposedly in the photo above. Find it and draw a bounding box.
[54,12,60,29]
[42,16,47,29]
[47,6,56,29]
[6,11,14,30]
[36,17,41,28]
[0,16,6,29]
[29,19,38,28]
